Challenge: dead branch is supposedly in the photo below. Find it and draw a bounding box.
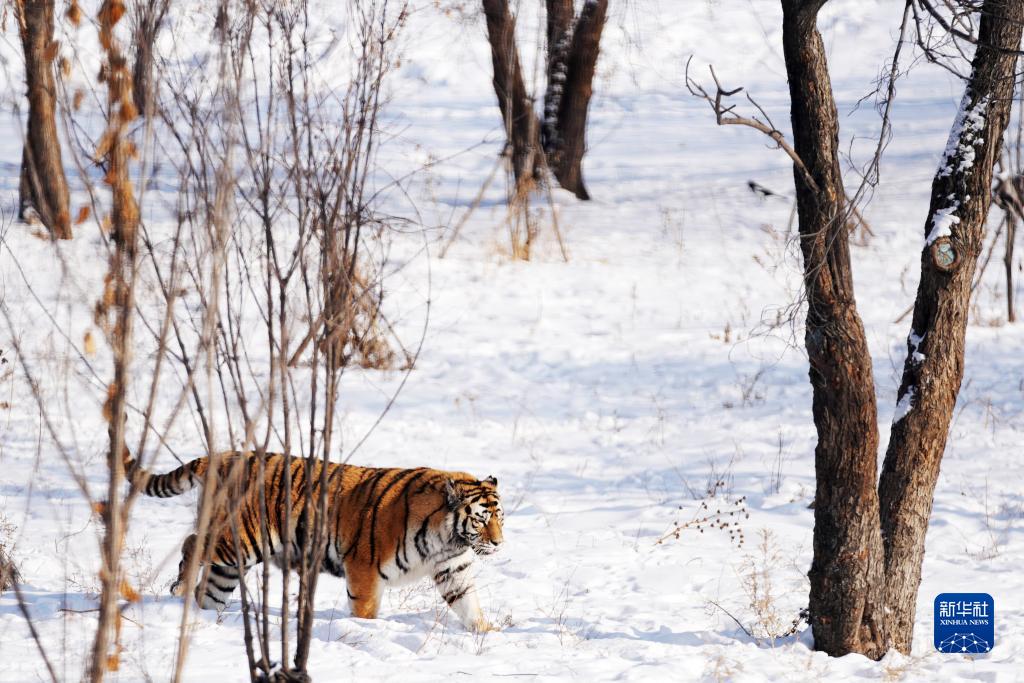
[685,58,820,194]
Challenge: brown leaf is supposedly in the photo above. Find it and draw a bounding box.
[75,205,91,225]
[119,100,138,124]
[67,1,82,27]
[102,383,118,422]
[119,579,141,603]
[95,130,114,160]
[44,40,60,63]
[83,330,97,356]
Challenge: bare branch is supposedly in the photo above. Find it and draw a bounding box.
[685,57,821,194]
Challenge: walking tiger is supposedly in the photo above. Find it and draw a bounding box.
[128,451,504,632]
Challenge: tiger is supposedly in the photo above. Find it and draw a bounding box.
[127,451,504,632]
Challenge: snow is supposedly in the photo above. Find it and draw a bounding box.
[910,332,927,364]
[893,386,916,424]
[927,203,961,246]
[1,1,1023,682]
[938,90,989,178]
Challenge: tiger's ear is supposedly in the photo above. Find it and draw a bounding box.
[484,475,497,487]
[444,478,460,509]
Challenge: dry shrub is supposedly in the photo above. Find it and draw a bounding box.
[1,515,20,592]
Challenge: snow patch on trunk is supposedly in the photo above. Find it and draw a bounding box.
[926,203,961,246]
[938,91,989,178]
[894,386,916,423]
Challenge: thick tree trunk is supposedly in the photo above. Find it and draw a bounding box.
[481,0,542,192]
[878,0,1023,654]
[17,0,71,239]
[780,0,887,659]
[546,0,607,200]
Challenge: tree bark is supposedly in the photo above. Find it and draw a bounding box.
[878,0,1023,654]
[546,0,607,200]
[780,0,888,659]
[543,0,573,160]
[131,0,168,118]
[481,0,542,192]
[17,0,71,239]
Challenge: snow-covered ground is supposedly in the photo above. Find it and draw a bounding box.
[1,1,1022,681]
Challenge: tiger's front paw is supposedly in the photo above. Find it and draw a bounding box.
[471,618,498,634]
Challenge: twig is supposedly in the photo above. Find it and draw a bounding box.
[58,608,144,629]
[685,58,820,194]
[707,599,754,639]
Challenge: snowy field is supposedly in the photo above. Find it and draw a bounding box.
[1,1,1022,681]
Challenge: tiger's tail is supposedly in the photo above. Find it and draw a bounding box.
[127,453,209,499]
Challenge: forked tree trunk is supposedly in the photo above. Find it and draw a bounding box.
[481,0,543,192]
[17,0,71,239]
[878,0,1023,654]
[482,0,607,199]
[707,0,1018,660]
[780,0,887,659]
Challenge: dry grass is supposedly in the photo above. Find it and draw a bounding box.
[0,513,20,592]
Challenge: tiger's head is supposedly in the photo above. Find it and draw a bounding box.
[446,475,504,555]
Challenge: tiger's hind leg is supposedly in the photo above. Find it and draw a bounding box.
[344,562,383,619]
[170,533,197,597]
[169,532,243,611]
[196,563,241,610]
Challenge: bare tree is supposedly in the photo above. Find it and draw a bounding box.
[481,0,608,199]
[777,0,888,657]
[991,168,1023,322]
[89,0,144,677]
[152,0,410,678]
[15,0,71,239]
[878,0,1022,654]
[689,0,1022,658]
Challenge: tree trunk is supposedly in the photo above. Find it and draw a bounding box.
[481,0,542,192]
[17,0,71,239]
[780,0,888,659]
[546,0,607,200]
[542,0,574,172]
[878,0,1023,654]
[131,0,168,118]
[1006,214,1016,322]
[132,34,156,117]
